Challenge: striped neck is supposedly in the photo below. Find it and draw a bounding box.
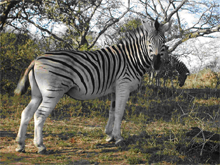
[172,56,189,74]
[118,26,151,77]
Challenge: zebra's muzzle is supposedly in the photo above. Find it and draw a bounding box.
[152,55,161,70]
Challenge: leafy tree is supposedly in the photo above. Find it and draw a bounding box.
[0,32,41,94]
[103,17,142,46]
[0,0,131,50]
[1,0,219,51]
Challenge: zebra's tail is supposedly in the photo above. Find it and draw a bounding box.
[14,60,35,95]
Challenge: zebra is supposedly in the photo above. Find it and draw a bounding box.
[14,18,172,154]
[149,52,190,87]
[148,45,169,86]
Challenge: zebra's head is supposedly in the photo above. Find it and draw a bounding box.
[178,70,190,87]
[142,18,171,70]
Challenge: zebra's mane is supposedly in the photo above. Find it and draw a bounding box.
[170,55,190,73]
[117,25,146,45]
[171,56,184,65]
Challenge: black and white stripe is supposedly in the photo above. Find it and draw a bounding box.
[150,55,190,87]
[35,26,159,97]
[14,18,172,153]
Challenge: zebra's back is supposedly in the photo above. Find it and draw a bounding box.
[34,48,130,100]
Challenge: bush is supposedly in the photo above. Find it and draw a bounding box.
[0,32,41,95]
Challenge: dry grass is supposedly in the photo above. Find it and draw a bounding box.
[0,69,220,164]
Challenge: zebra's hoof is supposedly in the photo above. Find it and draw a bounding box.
[115,139,125,147]
[37,145,47,154]
[38,148,47,154]
[16,147,26,153]
[106,135,115,142]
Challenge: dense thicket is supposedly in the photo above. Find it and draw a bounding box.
[0,33,41,94]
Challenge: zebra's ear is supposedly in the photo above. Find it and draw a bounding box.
[154,18,160,31]
[160,20,173,33]
[141,18,154,32]
[165,45,169,49]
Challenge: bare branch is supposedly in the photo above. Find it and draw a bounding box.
[0,0,20,31]
[23,17,73,49]
[88,0,131,49]
[170,0,183,33]
[156,0,166,19]
[187,4,215,31]
[167,0,188,21]
[169,24,220,53]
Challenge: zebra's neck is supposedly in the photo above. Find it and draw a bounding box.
[171,56,188,74]
[116,27,151,78]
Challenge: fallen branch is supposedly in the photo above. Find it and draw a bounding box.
[186,127,220,141]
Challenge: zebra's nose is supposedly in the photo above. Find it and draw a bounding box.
[179,83,184,87]
[153,54,161,70]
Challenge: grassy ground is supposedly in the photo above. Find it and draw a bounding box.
[0,69,220,164]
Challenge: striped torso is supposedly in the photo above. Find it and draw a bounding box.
[35,45,145,100]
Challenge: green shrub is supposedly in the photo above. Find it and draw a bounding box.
[0,32,41,95]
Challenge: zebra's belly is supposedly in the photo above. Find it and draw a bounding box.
[66,86,114,100]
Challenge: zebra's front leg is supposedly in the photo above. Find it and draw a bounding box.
[112,88,130,146]
[105,93,116,142]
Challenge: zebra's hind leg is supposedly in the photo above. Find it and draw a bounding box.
[16,70,42,153]
[16,97,42,152]
[105,93,116,142]
[33,94,63,154]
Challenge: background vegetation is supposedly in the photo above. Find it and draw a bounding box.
[0,32,41,94]
[1,0,220,51]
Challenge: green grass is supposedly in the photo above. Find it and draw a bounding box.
[1,70,220,164]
